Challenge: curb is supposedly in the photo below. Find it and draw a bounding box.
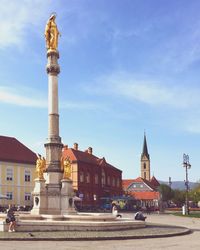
[0,225,191,241]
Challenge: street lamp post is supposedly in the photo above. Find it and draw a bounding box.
[169,177,172,189]
[183,154,191,215]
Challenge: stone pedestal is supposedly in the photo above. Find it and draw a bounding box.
[61,179,76,215]
[44,172,63,214]
[31,179,47,215]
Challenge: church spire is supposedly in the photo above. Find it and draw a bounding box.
[141,132,150,181]
[141,133,149,160]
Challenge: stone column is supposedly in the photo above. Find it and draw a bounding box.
[44,50,63,173]
[43,50,63,214]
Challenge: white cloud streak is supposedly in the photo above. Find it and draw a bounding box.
[60,101,103,111]
[0,86,102,111]
[0,86,47,107]
[88,72,200,109]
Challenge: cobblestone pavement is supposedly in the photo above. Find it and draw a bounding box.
[0,213,199,250]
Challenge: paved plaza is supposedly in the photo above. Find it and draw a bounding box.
[0,213,199,250]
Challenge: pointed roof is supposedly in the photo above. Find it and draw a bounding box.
[150,176,160,188]
[0,135,37,164]
[141,133,149,160]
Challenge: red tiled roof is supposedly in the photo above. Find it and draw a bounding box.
[122,179,135,189]
[62,147,122,172]
[123,177,156,190]
[129,191,160,200]
[62,148,99,164]
[0,136,37,164]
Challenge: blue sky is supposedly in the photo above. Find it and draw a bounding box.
[0,0,200,182]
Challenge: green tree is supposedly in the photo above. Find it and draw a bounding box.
[189,183,200,205]
[172,189,185,207]
[158,184,174,202]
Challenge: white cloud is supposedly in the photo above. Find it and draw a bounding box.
[0,0,52,49]
[60,101,104,111]
[0,86,47,107]
[0,86,102,111]
[88,72,200,109]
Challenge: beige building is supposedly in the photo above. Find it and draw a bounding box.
[0,136,37,208]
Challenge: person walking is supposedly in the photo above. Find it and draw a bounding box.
[6,204,16,232]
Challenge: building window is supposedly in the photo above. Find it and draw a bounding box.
[85,192,90,201]
[102,170,105,187]
[94,174,98,184]
[25,170,31,182]
[7,192,13,200]
[86,172,90,183]
[144,172,146,179]
[25,193,31,201]
[107,176,110,185]
[6,168,13,181]
[112,177,115,187]
[80,172,84,182]
[116,178,119,187]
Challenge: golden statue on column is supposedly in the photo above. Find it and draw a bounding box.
[36,154,46,180]
[61,156,72,179]
[45,13,60,51]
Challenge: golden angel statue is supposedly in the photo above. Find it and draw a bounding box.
[45,13,60,51]
[36,154,46,179]
[61,156,72,179]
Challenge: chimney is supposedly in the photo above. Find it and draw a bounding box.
[74,143,78,150]
[63,145,68,151]
[88,147,93,154]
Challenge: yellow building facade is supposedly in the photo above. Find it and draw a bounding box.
[0,136,37,208]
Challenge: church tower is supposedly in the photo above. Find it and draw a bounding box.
[141,133,150,181]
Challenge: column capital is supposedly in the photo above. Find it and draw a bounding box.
[46,50,60,75]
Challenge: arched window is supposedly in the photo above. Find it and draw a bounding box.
[107,176,110,185]
[117,178,120,187]
[94,174,98,184]
[102,170,105,186]
[112,177,115,187]
[86,172,90,183]
[143,163,146,169]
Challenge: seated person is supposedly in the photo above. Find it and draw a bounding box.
[134,210,147,221]
[112,204,122,218]
[6,204,16,232]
